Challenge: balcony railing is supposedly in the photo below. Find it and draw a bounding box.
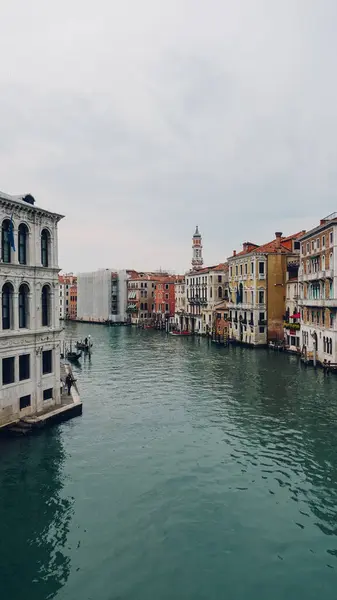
[300,269,334,281]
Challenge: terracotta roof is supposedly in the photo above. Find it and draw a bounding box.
[229,232,304,259]
[212,263,229,272]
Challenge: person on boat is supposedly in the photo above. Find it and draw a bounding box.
[84,337,88,346]
[65,372,75,395]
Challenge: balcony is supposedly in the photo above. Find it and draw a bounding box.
[299,298,331,307]
[258,319,267,326]
[301,269,334,282]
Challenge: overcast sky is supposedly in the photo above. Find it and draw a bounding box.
[1,0,337,273]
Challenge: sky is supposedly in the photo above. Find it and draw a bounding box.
[1,0,337,274]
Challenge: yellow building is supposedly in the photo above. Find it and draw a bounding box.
[228,232,304,345]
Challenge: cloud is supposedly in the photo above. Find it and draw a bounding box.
[1,0,337,272]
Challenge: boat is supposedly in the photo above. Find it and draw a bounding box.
[169,330,191,336]
[67,350,82,362]
[76,341,93,351]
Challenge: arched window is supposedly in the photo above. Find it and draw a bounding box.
[323,337,326,353]
[18,223,28,265]
[2,282,13,329]
[19,284,29,328]
[41,229,50,267]
[218,286,222,299]
[1,219,11,264]
[41,285,51,326]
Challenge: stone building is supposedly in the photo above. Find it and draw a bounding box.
[0,191,63,427]
[298,214,337,365]
[228,232,304,345]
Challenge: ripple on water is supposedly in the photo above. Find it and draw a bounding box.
[1,325,337,600]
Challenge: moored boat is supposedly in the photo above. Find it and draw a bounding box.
[169,330,191,336]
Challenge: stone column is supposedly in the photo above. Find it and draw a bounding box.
[13,292,19,331]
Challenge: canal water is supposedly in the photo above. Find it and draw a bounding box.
[1,323,337,600]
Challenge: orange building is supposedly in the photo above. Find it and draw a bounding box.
[69,283,77,320]
[154,276,176,324]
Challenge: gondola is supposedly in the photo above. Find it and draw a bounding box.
[67,350,82,362]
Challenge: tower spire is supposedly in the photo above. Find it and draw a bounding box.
[192,225,203,270]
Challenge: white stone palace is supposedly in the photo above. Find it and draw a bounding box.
[0,191,64,427]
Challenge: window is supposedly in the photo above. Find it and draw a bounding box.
[2,282,13,330]
[19,283,29,328]
[165,294,169,299]
[322,236,325,248]
[42,350,52,374]
[230,267,233,277]
[165,303,169,311]
[307,242,310,254]
[294,241,300,250]
[218,286,222,299]
[259,326,265,334]
[330,231,333,245]
[301,244,304,255]
[1,219,12,264]
[258,262,265,276]
[144,303,148,310]
[165,284,169,290]
[140,303,143,310]
[251,262,254,274]
[240,264,243,275]
[259,312,265,323]
[244,264,248,275]
[258,290,264,304]
[330,312,334,328]
[19,354,30,380]
[20,395,31,410]
[218,275,222,283]
[316,238,320,249]
[2,357,15,385]
[18,223,28,265]
[41,229,50,267]
[322,254,325,271]
[235,266,238,276]
[41,285,51,326]
[43,388,53,401]
[210,288,212,298]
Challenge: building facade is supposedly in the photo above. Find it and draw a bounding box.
[127,273,157,324]
[183,264,229,334]
[299,214,337,365]
[228,232,304,345]
[153,276,176,326]
[58,273,77,320]
[283,257,300,352]
[174,276,186,328]
[0,191,63,427]
[69,283,77,320]
[77,269,129,323]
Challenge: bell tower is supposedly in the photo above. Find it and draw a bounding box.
[192,225,203,270]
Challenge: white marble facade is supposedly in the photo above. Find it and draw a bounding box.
[0,191,64,427]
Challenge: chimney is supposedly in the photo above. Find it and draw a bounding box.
[275,231,282,249]
[320,219,327,226]
[243,242,248,252]
[233,250,236,257]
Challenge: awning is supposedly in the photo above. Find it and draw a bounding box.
[290,313,300,318]
[127,304,136,309]
[128,292,136,299]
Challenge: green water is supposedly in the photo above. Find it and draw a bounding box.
[1,323,337,599]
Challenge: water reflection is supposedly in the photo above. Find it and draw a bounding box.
[0,430,73,599]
